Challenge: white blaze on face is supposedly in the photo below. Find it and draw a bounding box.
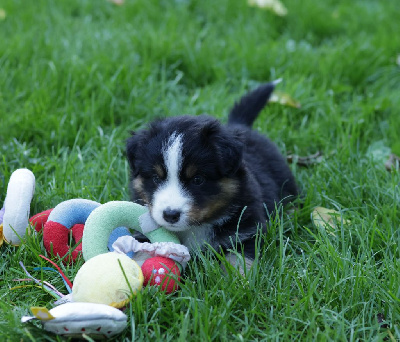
[152,133,192,230]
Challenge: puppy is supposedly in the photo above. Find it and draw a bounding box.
[126,83,298,267]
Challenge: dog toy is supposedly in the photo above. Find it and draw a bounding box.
[32,201,134,263]
[82,201,190,292]
[21,302,128,338]
[107,226,135,258]
[42,199,100,263]
[82,201,181,261]
[141,256,180,293]
[29,209,53,232]
[112,235,191,268]
[1,168,35,246]
[72,252,144,307]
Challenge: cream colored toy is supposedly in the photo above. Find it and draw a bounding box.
[72,252,144,308]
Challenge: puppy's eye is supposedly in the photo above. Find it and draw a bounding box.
[152,175,162,185]
[191,175,205,186]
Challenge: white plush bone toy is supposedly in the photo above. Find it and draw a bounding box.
[1,168,35,246]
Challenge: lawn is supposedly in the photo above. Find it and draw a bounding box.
[1,0,400,340]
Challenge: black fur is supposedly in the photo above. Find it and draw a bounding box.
[126,83,298,259]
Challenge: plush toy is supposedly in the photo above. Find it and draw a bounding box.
[42,199,100,263]
[22,302,128,338]
[6,173,192,338]
[1,168,35,246]
[72,252,144,307]
[82,201,190,292]
[141,256,180,293]
[29,209,53,232]
[30,200,133,263]
[107,226,135,258]
[82,201,180,260]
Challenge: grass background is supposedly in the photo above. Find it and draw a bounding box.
[1,0,400,340]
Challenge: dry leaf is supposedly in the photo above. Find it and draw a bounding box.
[107,0,125,5]
[287,149,337,167]
[385,153,400,171]
[311,207,350,236]
[0,8,6,21]
[269,91,301,108]
[366,141,399,172]
[366,141,391,164]
[248,0,288,16]
[287,151,323,166]
[377,313,389,329]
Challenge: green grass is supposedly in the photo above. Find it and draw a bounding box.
[1,0,400,340]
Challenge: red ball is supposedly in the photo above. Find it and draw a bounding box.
[141,257,180,293]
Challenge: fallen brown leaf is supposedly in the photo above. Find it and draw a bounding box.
[377,313,389,329]
[269,91,301,108]
[0,8,6,21]
[247,0,288,16]
[287,151,323,166]
[311,207,350,236]
[107,0,124,5]
[385,153,400,171]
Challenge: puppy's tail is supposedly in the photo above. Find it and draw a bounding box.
[228,80,279,127]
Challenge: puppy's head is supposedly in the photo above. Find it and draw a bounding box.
[126,115,243,231]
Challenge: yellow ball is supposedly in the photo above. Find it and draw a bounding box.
[72,252,144,308]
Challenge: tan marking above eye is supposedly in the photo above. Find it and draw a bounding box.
[133,176,143,189]
[185,164,198,179]
[154,164,165,179]
[133,176,149,204]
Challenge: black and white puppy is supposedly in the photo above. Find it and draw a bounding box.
[126,83,298,266]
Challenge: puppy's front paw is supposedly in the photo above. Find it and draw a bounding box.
[222,251,254,276]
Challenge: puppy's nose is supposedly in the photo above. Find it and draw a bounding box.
[163,208,181,224]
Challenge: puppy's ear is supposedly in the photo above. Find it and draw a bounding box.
[126,131,146,176]
[215,130,244,176]
[200,119,220,142]
[200,120,244,176]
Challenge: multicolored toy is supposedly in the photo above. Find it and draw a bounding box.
[1,168,35,246]
[29,201,131,263]
[29,199,189,294]
[82,201,180,260]
[3,168,193,339]
[82,201,189,293]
